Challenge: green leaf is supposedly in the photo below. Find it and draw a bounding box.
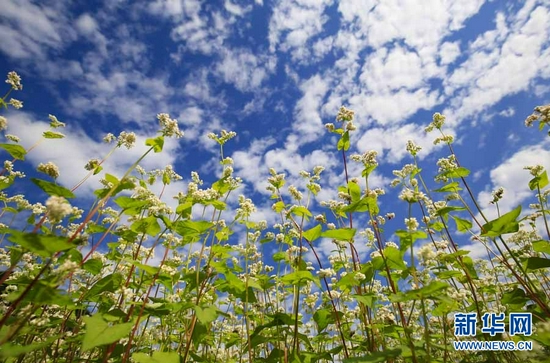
[281,270,321,288]
[7,280,75,306]
[303,224,322,243]
[321,228,356,241]
[382,246,407,271]
[174,220,214,237]
[31,178,76,198]
[82,259,103,275]
[337,131,350,151]
[145,135,165,153]
[193,305,219,325]
[452,216,472,232]
[390,281,449,302]
[528,170,549,190]
[127,259,160,275]
[435,206,466,218]
[131,215,161,237]
[273,251,287,262]
[533,240,550,254]
[395,230,427,251]
[212,175,232,194]
[348,182,361,202]
[524,257,550,271]
[501,288,529,310]
[0,143,26,160]
[291,206,312,219]
[460,256,478,280]
[434,181,462,193]
[480,205,521,237]
[313,308,336,332]
[353,293,377,308]
[114,196,148,215]
[132,352,181,363]
[273,201,285,213]
[0,337,59,358]
[343,195,379,215]
[8,232,74,257]
[440,167,470,179]
[82,314,134,351]
[84,273,123,301]
[43,131,65,139]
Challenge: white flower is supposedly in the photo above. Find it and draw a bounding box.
[6,71,22,90]
[9,98,23,109]
[5,134,19,142]
[117,131,136,149]
[405,217,419,231]
[318,268,336,278]
[336,106,354,122]
[0,116,8,131]
[46,196,72,222]
[103,133,116,143]
[37,162,60,179]
[157,113,184,138]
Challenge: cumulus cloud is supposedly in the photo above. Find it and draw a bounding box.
[477,141,550,221]
[0,0,76,60]
[444,4,550,124]
[216,48,277,92]
[269,0,333,61]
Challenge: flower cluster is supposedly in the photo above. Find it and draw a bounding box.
[5,71,22,90]
[157,113,184,138]
[37,161,60,179]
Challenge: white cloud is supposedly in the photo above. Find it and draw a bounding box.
[439,41,461,65]
[477,141,550,221]
[0,0,76,60]
[224,0,252,16]
[348,88,440,126]
[359,46,434,93]
[445,4,550,124]
[499,107,516,117]
[338,0,485,50]
[216,48,276,92]
[292,74,330,144]
[268,0,333,61]
[75,13,99,36]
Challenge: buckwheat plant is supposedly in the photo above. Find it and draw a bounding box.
[0,71,549,363]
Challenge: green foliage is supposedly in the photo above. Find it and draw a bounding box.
[31,177,76,198]
[1,85,549,363]
[480,205,522,237]
[82,314,135,351]
[0,143,26,160]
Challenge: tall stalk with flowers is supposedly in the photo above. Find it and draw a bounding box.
[0,70,549,363]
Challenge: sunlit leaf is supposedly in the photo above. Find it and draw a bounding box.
[321,228,356,241]
[31,178,75,198]
[145,135,164,153]
[82,314,134,351]
[0,143,26,160]
[132,352,181,363]
[8,231,74,257]
[337,131,350,151]
[528,170,549,190]
[480,205,521,237]
[303,224,322,242]
[452,216,472,232]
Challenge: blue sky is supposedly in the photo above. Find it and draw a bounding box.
[1,0,550,261]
